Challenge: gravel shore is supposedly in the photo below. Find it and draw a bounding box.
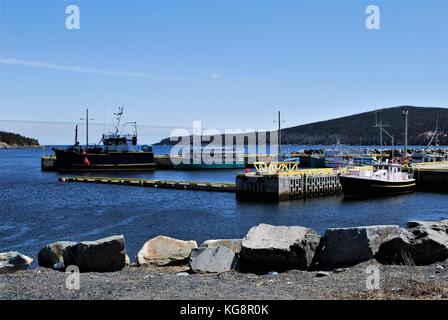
[1,260,447,300]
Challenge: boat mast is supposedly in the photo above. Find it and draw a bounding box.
[75,124,78,145]
[114,106,124,135]
[427,113,439,147]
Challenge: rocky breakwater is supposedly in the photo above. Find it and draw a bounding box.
[2,220,448,277]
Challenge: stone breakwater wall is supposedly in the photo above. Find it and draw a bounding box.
[1,220,448,275]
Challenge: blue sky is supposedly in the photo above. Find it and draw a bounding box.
[0,0,447,144]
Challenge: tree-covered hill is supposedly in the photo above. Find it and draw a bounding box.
[282,106,447,146]
[0,131,40,147]
[155,106,447,146]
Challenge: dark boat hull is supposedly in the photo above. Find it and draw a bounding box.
[299,155,326,168]
[339,175,416,199]
[54,149,155,171]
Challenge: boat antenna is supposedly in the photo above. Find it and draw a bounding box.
[114,106,124,135]
[103,106,106,136]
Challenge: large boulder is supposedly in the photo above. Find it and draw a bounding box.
[38,241,77,268]
[238,224,320,273]
[377,222,448,265]
[0,251,33,274]
[190,247,237,273]
[313,225,401,270]
[200,239,242,254]
[137,236,198,266]
[63,235,126,272]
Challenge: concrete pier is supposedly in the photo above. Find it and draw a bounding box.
[411,162,448,192]
[41,155,58,171]
[413,168,448,192]
[236,171,343,201]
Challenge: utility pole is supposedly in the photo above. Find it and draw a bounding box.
[402,109,409,159]
[273,110,285,160]
[80,108,94,148]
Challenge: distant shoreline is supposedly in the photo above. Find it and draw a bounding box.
[0,142,41,149]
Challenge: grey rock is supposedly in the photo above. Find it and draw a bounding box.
[376,226,448,265]
[0,251,33,274]
[238,224,320,273]
[190,246,237,273]
[63,235,126,272]
[316,271,331,277]
[200,239,242,254]
[37,241,77,268]
[313,225,401,270]
[137,236,197,266]
[176,272,190,276]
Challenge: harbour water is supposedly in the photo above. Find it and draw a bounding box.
[1,147,447,264]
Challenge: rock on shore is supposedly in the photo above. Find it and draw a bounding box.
[377,221,448,265]
[137,236,197,266]
[313,225,401,270]
[190,247,237,273]
[63,235,127,272]
[38,241,77,268]
[238,224,320,273]
[0,252,33,274]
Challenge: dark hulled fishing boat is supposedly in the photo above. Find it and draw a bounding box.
[53,107,155,172]
[339,164,416,198]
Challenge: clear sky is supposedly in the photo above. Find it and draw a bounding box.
[0,0,447,144]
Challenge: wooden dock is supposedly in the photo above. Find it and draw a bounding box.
[59,176,236,193]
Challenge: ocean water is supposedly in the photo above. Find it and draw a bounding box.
[0,147,447,264]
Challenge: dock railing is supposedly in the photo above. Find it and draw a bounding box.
[252,161,373,176]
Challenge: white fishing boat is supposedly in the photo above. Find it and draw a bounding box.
[339,164,416,198]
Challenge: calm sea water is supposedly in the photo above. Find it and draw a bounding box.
[1,147,447,264]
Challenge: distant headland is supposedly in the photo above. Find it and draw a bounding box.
[154,106,448,146]
[0,131,40,148]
